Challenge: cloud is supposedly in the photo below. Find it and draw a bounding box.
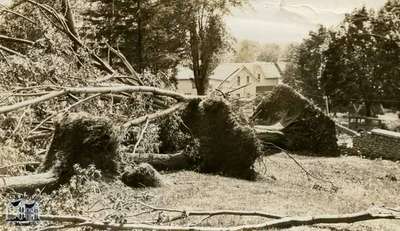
[227,0,387,43]
[225,16,313,43]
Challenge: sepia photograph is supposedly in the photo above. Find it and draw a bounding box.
[0,0,399,230]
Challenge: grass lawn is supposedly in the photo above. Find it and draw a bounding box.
[142,153,400,230]
[1,151,399,230]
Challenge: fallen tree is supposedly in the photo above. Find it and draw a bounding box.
[1,113,190,192]
[0,0,343,193]
[252,84,339,156]
[0,85,339,192]
[0,102,260,192]
[1,113,121,192]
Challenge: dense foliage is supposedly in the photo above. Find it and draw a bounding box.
[283,0,400,115]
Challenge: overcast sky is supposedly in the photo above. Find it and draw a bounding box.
[1,0,388,43]
[226,0,387,43]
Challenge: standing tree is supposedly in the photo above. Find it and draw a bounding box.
[83,0,187,74]
[178,0,246,95]
[371,0,400,109]
[321,7,378,116]
[282,26,330,107]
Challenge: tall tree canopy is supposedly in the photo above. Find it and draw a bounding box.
[179,0,246,95]
[84,0,246,95]
[283,26,329,107]
[285,1,400,115]
[322,7,378,115]
[83,0,187,74]
[371,0,400,108]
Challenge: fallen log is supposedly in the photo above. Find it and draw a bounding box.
[0,85,200,114]
[0,171,58,193]
[335,123,360,137]
[6,206,398,231]
[254,127,287,153]
[130,152,190,171]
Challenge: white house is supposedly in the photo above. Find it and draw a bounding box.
[175,62,282,98]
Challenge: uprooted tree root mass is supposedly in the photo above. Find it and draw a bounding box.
[181,97,262,180]
[253,84,339,156]
[40,113,120,181]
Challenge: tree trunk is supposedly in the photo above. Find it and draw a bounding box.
[365,101,372,117]
[62,0,79,52]
[0,171,58,193]
[137,0,144,73]
[129,152,191,171]
[189,21,208,95]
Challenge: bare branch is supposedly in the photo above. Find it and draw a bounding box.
[139,202,283,219]
[61,0,79,51]
[335,123,360,137]
[107,44,143,85]
[0,34,35,46]
[132,117,149,155]
[28,93,103,135]
[2,206,399,231]
[25,0,115,74]
[225,83,252,95]
[0,44,27,58]
[0,86,200,114]
[0,4,36,24]
[262,142,336,187]
[123,102,187,129]
[0,49,10,66]
[0,90,66,114]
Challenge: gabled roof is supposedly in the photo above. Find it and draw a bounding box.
[275,62,289,75]
[252,62,281,79]
[208,63,244,81]
[175,62,281,81]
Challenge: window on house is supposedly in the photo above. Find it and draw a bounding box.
[236,93,240,98]
[247,93,251,98]
[257,74,261,82]
[237,76,240,86]
[191,81,196,89]
[246,76,250,84]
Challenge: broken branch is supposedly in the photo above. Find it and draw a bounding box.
[0,44,26,57]
[0,34,35,46]
[139,202,283,219]
[123,102,188,129]
[0,86,200,114]
[28,93,103,135]
[3,206,398,231]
